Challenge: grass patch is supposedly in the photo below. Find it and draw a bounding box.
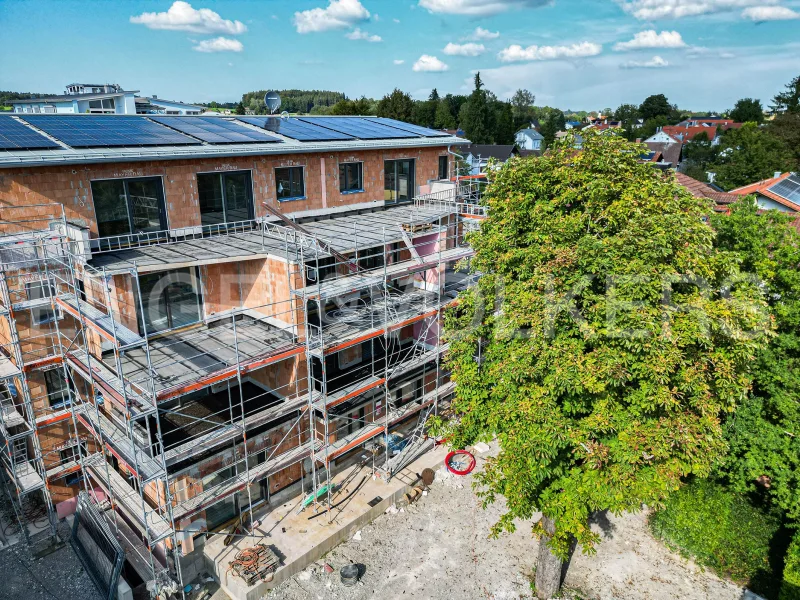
[650,478,789,599]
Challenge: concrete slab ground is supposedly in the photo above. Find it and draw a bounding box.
[204,445,449,600]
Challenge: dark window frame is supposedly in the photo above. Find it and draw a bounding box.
[338,162,364,194]
[196,169,255,226]
[438,155,449,180]
[26,278,61,325]
[274,166,306,202]
[91,176,168,239]
[136,267,203,334]
[44,367,71,409]
[384,159,416,204]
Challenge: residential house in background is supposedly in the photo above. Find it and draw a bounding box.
[675,172,740,214]
[463,144,519,174]
[514,128,544,151]
[564,121,583,130]
[10,83,138,114]
[730,172,800,213]
[642,139,682,169]
[134,96,204,115]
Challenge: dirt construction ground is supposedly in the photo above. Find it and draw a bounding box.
[261,448,746,600]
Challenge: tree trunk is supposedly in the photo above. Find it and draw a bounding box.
[535,516,563,599]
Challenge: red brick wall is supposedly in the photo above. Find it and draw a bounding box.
[0,147,452,237]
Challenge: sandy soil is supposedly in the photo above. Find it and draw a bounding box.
[260,449,746,600]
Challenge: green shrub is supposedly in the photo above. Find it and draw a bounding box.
[782,533,800,600]
[650,478,783,594]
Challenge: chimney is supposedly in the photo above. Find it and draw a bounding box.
[707,172,716,183]
[774,171,782,179]
[153,94,158,99]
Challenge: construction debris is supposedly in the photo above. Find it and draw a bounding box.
[227,544,280,586]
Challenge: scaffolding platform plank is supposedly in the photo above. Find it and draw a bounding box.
[0,402,28,433]
[11,296,52,311]
[293,246,474,299]
[75,404,162,482]
[6,460,45,494]
[163,391,313,467]
[314,375,386,412]
[0,354,21,380]
[84,453,173,543]
[46,459,81,481]
[66,349,154,418]
[57,294,145,349]
[172,439,322,522]
[324,381,455,463]
[35,407,72,426]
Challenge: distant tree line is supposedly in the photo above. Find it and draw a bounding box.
[0,90,57,109]
[239,89,346,114]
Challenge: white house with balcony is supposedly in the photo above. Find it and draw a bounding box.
[514,128,544,151]
[10,83,138,114]
[134,96,204,115]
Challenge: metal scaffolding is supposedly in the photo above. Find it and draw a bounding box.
[0,188,486,595]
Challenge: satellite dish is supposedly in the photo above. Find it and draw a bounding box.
[264,91,281,114]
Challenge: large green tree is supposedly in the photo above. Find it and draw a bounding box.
[460,73,492,144]
[712,201,800,522]
[771,74,800,113]
[439,132,768,598]
[769,74,800,170]
[639,94,673,121]
[710,123,792,190]
[729,98,764,123]
[511,88,536,128]
[377,88,414,122]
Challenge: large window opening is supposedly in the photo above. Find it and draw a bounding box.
[26,278,59,325]
[44,368,71,409]
[384,159,415,203]
[137,267,202,334]
[275,167,305,201]
[339,162,363,193]
[92,177,167,239]
[197,171,254,226]
[438,155,449,180]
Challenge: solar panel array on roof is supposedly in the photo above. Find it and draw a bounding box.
[768,174,800,205]
[150,116,281,144]
[0,117,60,150]
[19,115,197,148]
[299,117,419,140]
[238,116,353,142]
[365,117,450,137]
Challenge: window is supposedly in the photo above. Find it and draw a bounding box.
[88,98,115,113]
[45,368,70,409]
[274,167,305,201]
[339,163,363,193]
[384,160,415,203]
[137,267,202,334]
[26,279,58,325]
[92,177,167,239]
[438,155,449,180]
[197,171,254,226]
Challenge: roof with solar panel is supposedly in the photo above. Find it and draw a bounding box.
[731,172,800,211]
[0,113,465,168]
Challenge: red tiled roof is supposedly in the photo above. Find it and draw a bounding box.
[662,125,717,143]
[675,172,740,213]
[730,172,800,212]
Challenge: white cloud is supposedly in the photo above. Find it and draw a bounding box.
[394,59,405,64]
[469,26,500,40]
[621,55,669,68]
[618,0,776,20]
[412,55,450,72]
[498,41,602,62]
[443,42,486,56]
[131,1,246,34]
[418,0,548,17]
[614,30,686,51]
[345,28,382,41]
[742,6,799,20]
[686,45,737,58]
[293,0,370,33]
[192,37,244,52]
[393,18,401,23]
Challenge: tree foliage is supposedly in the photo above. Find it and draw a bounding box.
[729,98,764,124]
[330,96,375,115]
[772,74,800,114]
[377,88,414,122]
[460,73,492,144]
[712,201,800,521]
[710,123,793,190]
[439,132,769,559]
[241,89,345,114]
[639,94,673,121]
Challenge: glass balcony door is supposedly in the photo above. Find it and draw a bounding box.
[384,159,415,204]
[198,171,254,226]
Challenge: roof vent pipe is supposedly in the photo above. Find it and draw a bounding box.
[774,171,782,178]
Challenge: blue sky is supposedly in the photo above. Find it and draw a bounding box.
[1,0,799,111]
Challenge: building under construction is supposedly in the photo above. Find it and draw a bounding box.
[0,113,485,597]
